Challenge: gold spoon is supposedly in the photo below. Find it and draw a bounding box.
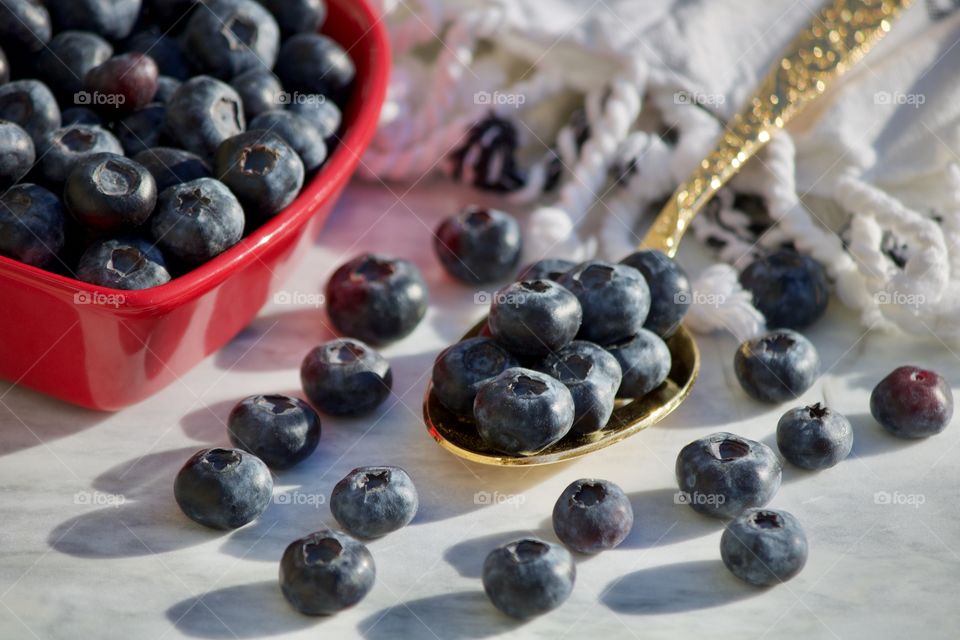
[424,0,912,466]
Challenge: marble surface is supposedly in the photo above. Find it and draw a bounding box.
[2,179,959,640]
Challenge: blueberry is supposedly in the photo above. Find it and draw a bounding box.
[150,177,245,265]
[552,479,633,554]
[300,338,392,416]
[482,538,575,619]
[620,249,692,338]
[60,107,102,127]
[65,153,157,232]
[776,403,853,469]
[184,0,280,79]
[870,365,953,438]
[488,280,582,357]
[324,253,428,345]
[541,341,621,434]
[153,76,181,104]
[734,329,820,403]
[0,184,65,267]
[38,125,124,185]
[516,258,575,283]
[262,0,326,38]
[214,130,304,220]
[249,110,327,171]
[227,394,321,469]
[434,207,522,284]
[36,30,113,102]
[279,529,376,616]
[474,367,575,455]
[174,447,273,530]
[606,329,671,399]
[84,53,160,115]
[431,337,519,415]
[230,68,283,120]
[740,249,829,330]
[143,0,197,31]
[76,237,171,290]
[133,146,211,193]
[288,97,341,139]
[331,466,418,538]
[559,260,650,345]
[164,75,245,160]
[114,103,167,155]
[675,432,782,519]
[0,0,51,53]
[48,0,141,40]
[275,33,355,100]
[0,121,35,188]
[720,508,808,587]
[124,28,193,80]
[0,80,61,144]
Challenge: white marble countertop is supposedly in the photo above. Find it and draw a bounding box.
[2,179,959,640]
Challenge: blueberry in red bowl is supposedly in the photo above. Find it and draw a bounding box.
[47,0,141,40]
[38,124,123,185]
[0,121,35,189]
[84,52,160,116]
[124,27,193,81]
[0,80,61,143]
[164,75,246,160]
[184,0,280,80]
[0,0,51,54]
[263,0,328,38]
[275,33,355,100]
[132,147,211,193]
[0,184,65,268]
[288,96,341,140]
[65,153,158,232]
[249,110,328,171]
[231,68,284,120]
[214,130,304,221]
[115,103,168,156]
[60,107,101,127]
[35,30,113,102]
[149,178,245,266]
[76,237,171,290]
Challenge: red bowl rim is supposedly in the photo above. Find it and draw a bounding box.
[0,0,390,314]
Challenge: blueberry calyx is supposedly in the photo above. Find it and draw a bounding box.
[509,375,548,397]
[572,482,606,507]
[109,247,145,276]
[202,448,242,472]
[806,402,830,419]
[509,539,549,562]
[303,537,343,564]
[750,511,784,529]
[710,437,751,461]
[240,144,278,174]
[359,470,390,491]
[257,394,298,414]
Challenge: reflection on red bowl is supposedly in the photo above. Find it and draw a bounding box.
[0,0,390,410]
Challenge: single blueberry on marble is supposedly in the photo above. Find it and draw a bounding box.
[174,447,273,530]
[870,365,953,438]
[300,338,392,416]
[483,538,575,619]
[330,466,418,538]
[740,249,829,330]
[228,394,321,469]
[552,478,633,554]
[776,402,853,470]
[720,508,808,587]
[734,329,820,403]
[280,529,376,616]
[434,206,522,284]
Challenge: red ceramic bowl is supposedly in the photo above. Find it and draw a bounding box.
[0,0,390,410]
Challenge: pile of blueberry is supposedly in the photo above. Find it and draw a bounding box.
[0,0,350,290]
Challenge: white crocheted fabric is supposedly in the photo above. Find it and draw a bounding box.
[363,0,960,339]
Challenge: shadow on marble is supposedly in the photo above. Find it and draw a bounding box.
[618,488,724,549]
[166,581,319,638]
[214,308,337,372]
[444,527,558,579]
[846,412,923,459]
[180,398,242,443]
[48,446,216,557]
[358,590,520,640]
[0,388,109,457]
[601,559,757,614]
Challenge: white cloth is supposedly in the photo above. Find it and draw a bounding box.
[363,0,960,340]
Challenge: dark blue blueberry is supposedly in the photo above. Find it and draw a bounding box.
[474,367,574,455]
[150,177,244,265]
[48,0,141,40]
[300,338,392,416]
[124,28,193,80]
[65,153,157,232]
[606,329,671,399]
[249,110,327,171]
[482,539,575,619]
[279,529,376,616]
[488,280,582,358]
[76,237,171,290]
[275,33,354,100]
[870,365,953,438]
[431,337,519,415]
[114,103,167,156]
[776,403,853,470]
[552,479,633,554]
[0,184,65,267]
[288,95,340,139]
[36,30,113,102]
[0,0,51,53]
[174,447,273,530]
[324,253,428,345]
[38,125,123,185]
[227,394,321,469]
[153,76,181,104]
[185,0,279,79]
[734,329,820,403]
[133,146,211,193]
[0,80,61,144]
[214,130,304,220]
[0,121,35,188]
[541,341,621,435]
[516,258,575,283]
[720,508,808,587]
[231,68,283,120]
[740,249,829,330]
[620,249,691,338]
[143,0,197,31]
[84,52,159,115]
[434,207,522,284]
[559,260,650,345]
[675,432,782,519]
[331,466,418,538]
[262,0,326,37]
[164,75,245,160]
[60,107,102,127]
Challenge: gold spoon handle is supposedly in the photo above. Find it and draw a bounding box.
[641,0,912,258]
